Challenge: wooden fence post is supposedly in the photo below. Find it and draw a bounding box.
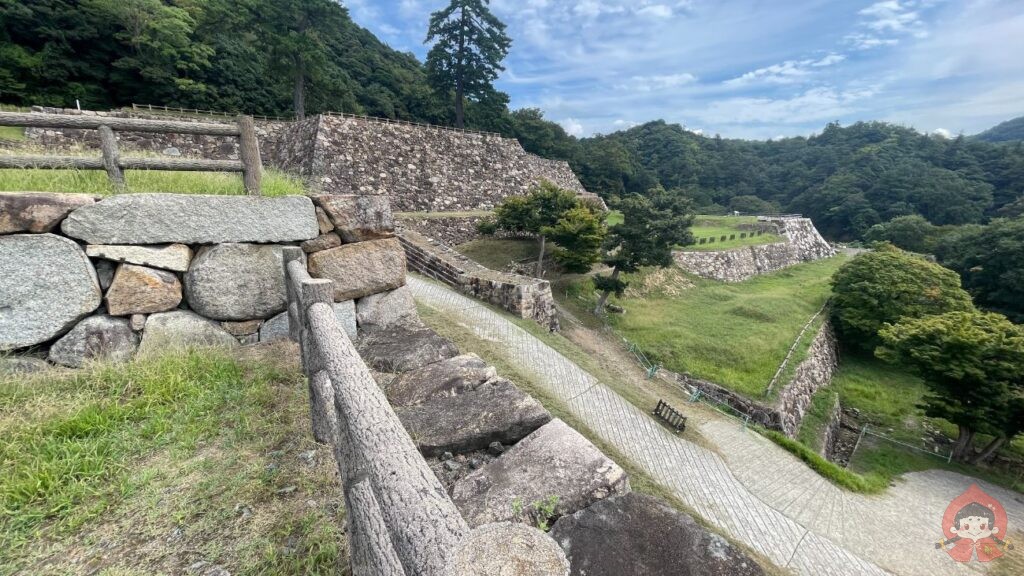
[98,125,126,192]
[237,115,262,196]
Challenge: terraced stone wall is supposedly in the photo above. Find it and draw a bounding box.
[673,217,836,282]
[0,192,407,370]
[398,230,559,331]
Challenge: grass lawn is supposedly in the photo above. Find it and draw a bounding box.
[0,168,305,197]
[686,215,782,251]
[455,237,547,271]
[0,344,344,575]
[571,256,847,397]
[0,125,25,140]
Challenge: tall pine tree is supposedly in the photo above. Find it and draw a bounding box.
[425,0,510,128]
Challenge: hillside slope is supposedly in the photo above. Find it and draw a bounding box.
[973,116,1024,143]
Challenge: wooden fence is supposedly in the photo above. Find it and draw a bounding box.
[0,111,263,195]
[281,247,567,575]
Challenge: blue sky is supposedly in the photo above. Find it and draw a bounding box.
[345,0,1024,140]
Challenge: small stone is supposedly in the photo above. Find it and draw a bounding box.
[234,503,253,521]
[276,485,298,496]
[441,452,455,461]
[301,232,342,254]
[94,259,116,291]
[221,320,262,337]
[488,442,505,456]
[130,314,147,331]
[48,315,139,368]
[162,146,181,156]
[315,207,335,234]
[444,460,461,472]
[86,244,193,272]
[469,458,484,470]
[238,334,258,345]
[0,356,51,375]
[298,450,316,466]
[105,264,182,316]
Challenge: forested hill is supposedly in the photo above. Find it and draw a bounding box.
[973,116,1024,143]
[570,121,1024,240]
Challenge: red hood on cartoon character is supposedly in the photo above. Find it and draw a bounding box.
[937,484,1012,563]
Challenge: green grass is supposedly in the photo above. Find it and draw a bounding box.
[606,209,624,227]
[687,215,781,251]
[796,391,839,454]
[575,256,847,397]
[760,429,888,493]
[0,125,25,141]
[0,345,343,574]
[0,168,305,196]
[455,237,546,270]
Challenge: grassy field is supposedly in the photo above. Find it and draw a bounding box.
[0,168,305,196]
[0,126,25,140]
[456,238,548,271]
[0,344,344,575]
[686,215,781,251]
[569,256,847,397]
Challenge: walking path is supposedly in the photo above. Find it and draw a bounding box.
[409,276,1024,576]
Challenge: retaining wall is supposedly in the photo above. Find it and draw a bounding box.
[673,217,836,282]
[398,230,559,331]
[0,191,406,367]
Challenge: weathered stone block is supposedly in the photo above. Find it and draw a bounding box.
[355,285,421,331]
[48,315,139,368]
[452,419,629,527]
[446,523,570,576]
[549,493,766,576]
[221,320,262,336]
[384,353,495,407]
[308,238,406,301]
[61,194,319,244]
[0,356,52,375]
[0,234,101,351]
[0,192,96,234]
[314,194,394,242]
[259,300,357,342]
[86,243,193,272]
[357,326,459,373]
[138,310,238,355]
[300,232,342,254]
[106,264,182,316]
[397,378,551,456]
[315,206,334,234]
[184,244,292,321]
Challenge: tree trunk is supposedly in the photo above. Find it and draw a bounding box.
[454,80,465,129]
[969,436,1007,465]
[454,8,466,129]
[294,58,306,121]
[951,425,976,462]
[594,267,620,316]
[535,234,546,277]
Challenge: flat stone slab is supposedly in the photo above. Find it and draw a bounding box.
[86,244,193,272]
[314,194,394,243]
[357,326,459,373]
[0,356,52,375]
[549,492,766,576]
[138,310,239,355]
[397,377,552,456]
[61,194,319,244]
[0,192,97,234]
[308,238,406,301]
[0,234,101,351]
[48,315,139,368]
[106,264,182,316]
[259,300,357,342]
[185,244,292,321]
[446,522,569,576]
[356,285,422,332]
[384,353,496,407]
[452,419,630,527]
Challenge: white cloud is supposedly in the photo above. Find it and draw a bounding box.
[932,128,951,138]
[724,53,844,86]
[636,4,674,18]
[700,87,877,125]
[845,33,900,50]
[625,73,698,92]
[560,118,585,137]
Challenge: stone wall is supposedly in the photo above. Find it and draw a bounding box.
[0,191,408,368]
[398,230,559,331]
[673,217,836,282]
[265,114,596,212]
[773,322,840,437]
[23,106,289,162]
[820,394,844,459]
[396,214,489,247]
[661,320,839,437]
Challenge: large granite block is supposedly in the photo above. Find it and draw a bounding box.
[0,192,96,234]
[307,238,406,301]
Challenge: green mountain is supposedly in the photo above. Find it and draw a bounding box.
[973,116,1024,143]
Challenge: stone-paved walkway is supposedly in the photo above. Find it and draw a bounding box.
[410,276,1024,576]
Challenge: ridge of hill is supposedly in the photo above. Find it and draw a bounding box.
[973,116,1024,143]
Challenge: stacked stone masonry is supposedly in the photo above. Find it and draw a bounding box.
[0,192,402,367]
[673,217,836,282]
[398,229,559,331]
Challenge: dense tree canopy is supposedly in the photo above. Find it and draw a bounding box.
[936,217,1024,323]
[877,311,1024,463]
[830,245,974,353]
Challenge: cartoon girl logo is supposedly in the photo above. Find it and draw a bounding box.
[936,484,1014,563]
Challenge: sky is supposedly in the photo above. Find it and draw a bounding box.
[345,0,1024,140]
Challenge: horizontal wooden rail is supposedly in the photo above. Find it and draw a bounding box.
[0,155,243,172]
[0,111,261,194]
[0,111,240,136]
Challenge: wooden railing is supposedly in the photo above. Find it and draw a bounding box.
[281,247,567,575]
[0,111,263,195]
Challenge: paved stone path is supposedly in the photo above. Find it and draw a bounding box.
[410,276,1024,576]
